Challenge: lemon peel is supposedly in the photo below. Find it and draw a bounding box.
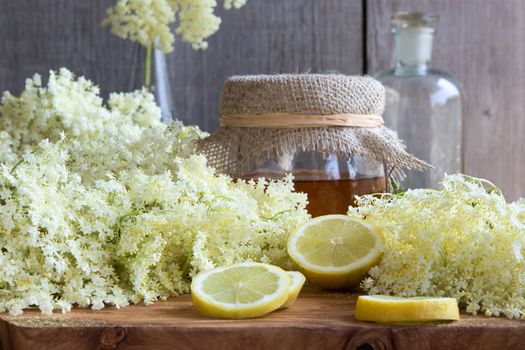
[355,295,459,323]
[280,271,306,308]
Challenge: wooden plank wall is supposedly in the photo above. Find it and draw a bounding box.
[0,0,524,198]
[0,1,141,98]
[367,0,525,200]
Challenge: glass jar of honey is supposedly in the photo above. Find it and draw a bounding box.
[242,152,386,216]
[199,74,427,217]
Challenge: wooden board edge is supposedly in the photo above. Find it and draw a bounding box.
[0,318,13,350]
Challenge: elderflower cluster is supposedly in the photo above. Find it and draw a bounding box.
[103,0,248,52]
[350,175,525,319]
[0,68,204,183]
[0,69,309,315]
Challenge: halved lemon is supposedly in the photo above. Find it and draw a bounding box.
[355,295,460,323]
[287,215,383,289]
[280,271,306,308]
[191,262,290,319]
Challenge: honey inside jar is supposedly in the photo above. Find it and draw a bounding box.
[294,177,387,217]
[243,153,387,217]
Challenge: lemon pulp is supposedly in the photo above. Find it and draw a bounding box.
[191,263,290,319]
[287,215,383,289]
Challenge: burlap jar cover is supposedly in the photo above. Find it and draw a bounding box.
[198,74,428,181]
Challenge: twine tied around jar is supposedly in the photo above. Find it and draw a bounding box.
[220,112,384,128]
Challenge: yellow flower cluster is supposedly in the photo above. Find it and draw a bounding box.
[350,175,525,319]
[103,0,247,52]
[0,69,308,315]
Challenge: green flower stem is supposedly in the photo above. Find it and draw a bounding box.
[10,159,24,174]
[144,44,152,88]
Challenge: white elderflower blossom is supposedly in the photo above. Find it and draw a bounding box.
[0,69,206,181]
[104,0,248,52]
[0,69,309,315]
[103,0,176,53]
[350,174,525,319]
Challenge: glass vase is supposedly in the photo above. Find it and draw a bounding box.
[153,49,174,122]
[142,46,175,123]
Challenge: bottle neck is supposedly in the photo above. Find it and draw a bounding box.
[393,26,434,75]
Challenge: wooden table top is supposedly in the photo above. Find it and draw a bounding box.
[1,288,524,350]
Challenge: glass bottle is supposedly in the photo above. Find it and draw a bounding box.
[374,12,462,189]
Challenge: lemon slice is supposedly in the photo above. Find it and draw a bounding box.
[287,215,383,289]
[355,295,460,323]
[280,271,306,308]
[191,262,291,319]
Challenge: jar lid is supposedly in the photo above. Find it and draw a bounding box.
[220,74,385,128]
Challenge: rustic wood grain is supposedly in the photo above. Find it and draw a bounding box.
[366,0,525,200]
[1,288,524,350]
[0,0,142,98]
[168,0,364,131]
[0,317,12,350]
